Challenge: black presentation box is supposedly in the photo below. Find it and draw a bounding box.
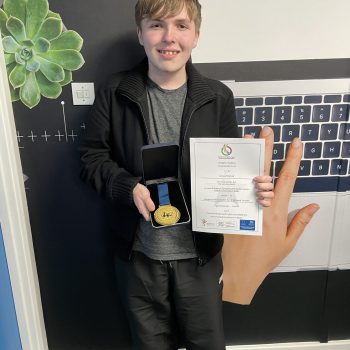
[141,143,191,228]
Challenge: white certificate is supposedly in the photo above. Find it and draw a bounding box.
[190,138,264,235]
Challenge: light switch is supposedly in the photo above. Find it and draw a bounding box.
[71,83,95,105]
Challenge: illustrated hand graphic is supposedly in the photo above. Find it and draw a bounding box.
[222,127,320,304]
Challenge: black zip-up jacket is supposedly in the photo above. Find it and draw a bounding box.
[79,59,239,264]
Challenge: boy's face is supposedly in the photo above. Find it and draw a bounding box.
[137,5,200,83]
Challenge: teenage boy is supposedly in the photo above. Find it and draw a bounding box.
[79,0,317,349]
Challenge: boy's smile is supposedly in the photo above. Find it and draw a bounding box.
[137,5,200,88]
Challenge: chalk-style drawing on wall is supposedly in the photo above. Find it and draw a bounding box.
[0,0,84,109]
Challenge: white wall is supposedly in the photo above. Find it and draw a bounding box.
[193,0,350,63]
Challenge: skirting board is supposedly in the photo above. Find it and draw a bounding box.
[225,340,350,350]
[181,341,350,350]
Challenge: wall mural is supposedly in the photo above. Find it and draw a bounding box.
[0,0,84,108]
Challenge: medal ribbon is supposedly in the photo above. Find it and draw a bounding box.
[157,183,171,206]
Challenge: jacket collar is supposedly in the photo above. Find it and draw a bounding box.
[117,57,215,106]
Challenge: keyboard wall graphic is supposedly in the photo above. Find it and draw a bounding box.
[221,79,350,277]
[231,81,350,192]
[2,0,349,348]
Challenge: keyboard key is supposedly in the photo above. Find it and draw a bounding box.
[304,95,322,104]
[341,142,350,158]
[320,124,338,140]
[298,160,311,176]
[236,108,253,125]
[234,98,244,106]
[246,97,264,106]
[331,159,348,175]
[274,106,292,124]
[270,162,274,177]
[255,107,272,124]
[339,123,350,140]
[265,97,283,105]
[285,96,302,104]
[272,143,285,160]
[268,125,281,142]
[304,142,322,158]
[244,126,262,138]
[324,95,342,103]
[343,94,350,102]
[331,104,349,122]
[301,124,319,141]
[275,161,284,177]
[285,142,291,155]
[282,125,300,142]
[323,141,341,158]
[293,105,311,123]
[312,105,331,122]
[312,160,330,176]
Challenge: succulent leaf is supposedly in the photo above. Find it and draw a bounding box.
[34,37,50,53]
[6,16,27,43]
[33,17,62,41]
[6,61,16,76]
[26,56,41,72]
[25,0,49,39]
[59,70,72,86]
[20,71,41,108]
[46,10,61,20]
[36,55,65,82]
[2,35,20,53]
[9,63,26,88]
[50,30,83,51]
[22,39,35,48]
[36,70,62,98]
[5,53,15,65]
[40,49,85,71]
[0,9,11,37]
[3,0,26,25]
[10,84,20,102]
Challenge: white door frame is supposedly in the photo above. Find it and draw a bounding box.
[0,38,48,350]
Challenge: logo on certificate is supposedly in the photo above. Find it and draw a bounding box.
[221,144,232,156]
[240,220,256,231]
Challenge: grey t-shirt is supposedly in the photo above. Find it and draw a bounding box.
[132,78,197,261]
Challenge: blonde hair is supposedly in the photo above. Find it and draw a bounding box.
[135,0,202,31]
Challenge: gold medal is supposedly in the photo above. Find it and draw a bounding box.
[154,204,181,226]
[154,182,181,226]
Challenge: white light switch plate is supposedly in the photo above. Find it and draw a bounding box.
[71,83,95,105]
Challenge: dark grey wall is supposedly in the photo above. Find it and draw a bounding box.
[8,0,350,349]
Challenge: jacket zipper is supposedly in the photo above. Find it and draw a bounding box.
[181,97,215,266]
[180,108,203,265]
[121,93,150,261]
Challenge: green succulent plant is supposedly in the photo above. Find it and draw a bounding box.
[0,0,84,108]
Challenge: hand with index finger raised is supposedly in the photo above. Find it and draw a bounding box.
[222,130,320,305]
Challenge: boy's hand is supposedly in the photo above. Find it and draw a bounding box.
[222,127,320,305]
[133,183,155,221]
[253,175,274,207]
[244,131,274,207]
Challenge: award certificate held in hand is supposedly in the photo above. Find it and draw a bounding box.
[190,138,265,235]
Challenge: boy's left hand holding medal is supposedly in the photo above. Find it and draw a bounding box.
[133,183,155,221]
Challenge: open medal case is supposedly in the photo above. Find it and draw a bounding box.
[141,143,191,228]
